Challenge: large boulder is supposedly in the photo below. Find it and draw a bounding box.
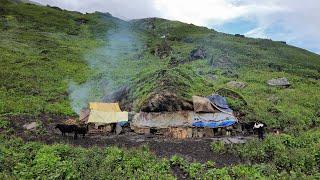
[267,77,290,87]
[189,47,206,60]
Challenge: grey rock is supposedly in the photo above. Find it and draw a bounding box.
[189,47,206,60]
[267,77,290,87]
[227,137,246,144]
[23,122,38,130]
[226,81,246,89]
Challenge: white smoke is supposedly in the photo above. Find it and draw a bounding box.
[68,21,142,114]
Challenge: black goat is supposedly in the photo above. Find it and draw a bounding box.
[55,124,77,137]
[74,124,89,139]
[241,122,256,134]
[241,122,267,135]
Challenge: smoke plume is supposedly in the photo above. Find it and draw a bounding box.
[68,20,142,114]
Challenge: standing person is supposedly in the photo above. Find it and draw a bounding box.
[253,122,265,140]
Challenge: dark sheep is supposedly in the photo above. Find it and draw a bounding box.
[55,124,77,137]
[74,124,89,139]
[241,122,256,134]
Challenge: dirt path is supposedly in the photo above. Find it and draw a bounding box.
[23,132,252,166]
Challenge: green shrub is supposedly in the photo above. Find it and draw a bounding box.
[211,141,226,153]
[0,118,10,129]
[232,130,320,174]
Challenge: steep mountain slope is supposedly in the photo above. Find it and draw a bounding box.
[0,0,115,115]
[1,0,319,132]
[127,18,320,131]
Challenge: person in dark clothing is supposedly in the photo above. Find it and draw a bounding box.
[253,122,265,140]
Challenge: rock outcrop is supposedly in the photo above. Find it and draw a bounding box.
[267,77,290,87]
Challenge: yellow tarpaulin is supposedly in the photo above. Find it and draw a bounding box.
[89,102,121,112]
[88,110,128,124]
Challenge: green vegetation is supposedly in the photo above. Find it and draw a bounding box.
[1,134,319,179]
[0,0,320,178]
[211,141,225,153]
[233,130,320,174]
[0,136,175,179]
[0,0,113,116]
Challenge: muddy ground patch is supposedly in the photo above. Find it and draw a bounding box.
[3,114,246,166]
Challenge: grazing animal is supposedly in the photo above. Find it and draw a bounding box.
[241,122,256,134]
[55,124,77,137]
[253,122,266,140]
[74,124,89,139]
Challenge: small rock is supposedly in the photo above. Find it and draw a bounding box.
[267,77,290,87]
[189,47,206,60]
[228,137,246,144]
[23,122,38,130]
[226,81,246,89]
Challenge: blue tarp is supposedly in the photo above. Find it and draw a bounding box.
[192,119,237,128]
[117,121,128,127]
[207,94,233,114]
[207,95,229,109]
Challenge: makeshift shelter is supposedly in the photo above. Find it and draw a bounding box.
[207,94,233,115]
[132,94,238,138]
[131,111,193,128]
[192,113,237,128]
[192,96,217,113]
[89,103,121,112]
[87,103,128,124]
[85,103,128,133]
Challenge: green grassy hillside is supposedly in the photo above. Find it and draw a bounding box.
[128,18,320,131]
[0,0,114,116]
[1,0,320,178]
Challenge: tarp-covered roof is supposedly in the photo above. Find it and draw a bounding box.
[132,111,193,128]
[132,111,238,129]
[207,94,233,115]
[87,103,128,124]
[192,113,237,128]
[192,96,217,113]
[89,102,121,112]
[88,110,128,124]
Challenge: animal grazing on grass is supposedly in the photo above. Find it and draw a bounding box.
[74,124,89,139]
[253,122,266,140]
[55,123,89,139]
[55,124,77,137]
[241,122,256,134]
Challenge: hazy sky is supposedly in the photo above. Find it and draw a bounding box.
[33,0,320,54]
